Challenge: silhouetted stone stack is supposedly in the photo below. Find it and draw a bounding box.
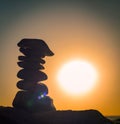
[12,39,56,112]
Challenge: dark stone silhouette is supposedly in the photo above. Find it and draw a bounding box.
[12,39,56,112]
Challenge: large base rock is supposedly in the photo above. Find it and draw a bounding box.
[12,91,56,112]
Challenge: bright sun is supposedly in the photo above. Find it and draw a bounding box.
[57,60,98,96]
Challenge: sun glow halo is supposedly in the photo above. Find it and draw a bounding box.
[57,60,98,96]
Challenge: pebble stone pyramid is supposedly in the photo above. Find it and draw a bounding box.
[12,39,56,112]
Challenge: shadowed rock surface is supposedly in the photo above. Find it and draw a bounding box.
[0,107,113,124]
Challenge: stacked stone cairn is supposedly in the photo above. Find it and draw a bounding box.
[12,39,56,112]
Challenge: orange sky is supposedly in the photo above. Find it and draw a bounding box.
[0,1,119,116]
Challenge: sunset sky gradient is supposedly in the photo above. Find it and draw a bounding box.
[0,0,119,115]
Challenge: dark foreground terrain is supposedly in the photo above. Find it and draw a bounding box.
[0,106,114,124]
